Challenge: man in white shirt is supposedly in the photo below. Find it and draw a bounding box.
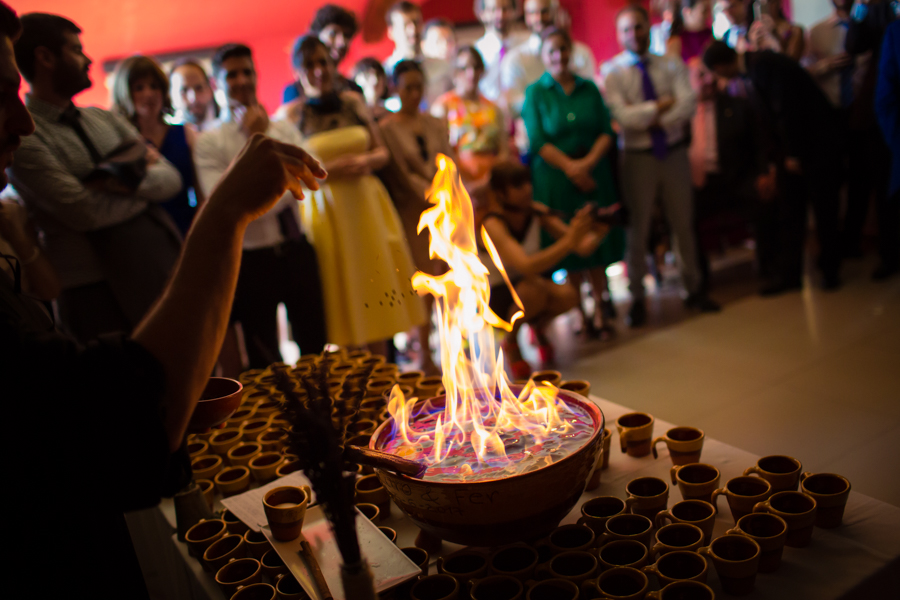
[383,1,452,109]
[601,5,718,326]
[473,0,530,102]
[500,0,597,118]
[195,44,325,366]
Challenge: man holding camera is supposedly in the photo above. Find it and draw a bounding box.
[9,13,183,343]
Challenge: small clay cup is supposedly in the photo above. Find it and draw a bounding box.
[274,573,307,599]
[800,472,851,528]
[191,454,224,481]
[215,557,262,598]
[355,473,391,517]
[188,440,210,458]
[526,579,579,600]
[249,452,285,483]
[670,463,720,505]
[616,413,655,457]
[402,546,430,576]
[752,490,818,547]
[356,502,381,523]
[600,428,612,469]
[645,581,715,600]
[652,427,705,465]
[698,535,760,596]
[239,369,265,384]
[366,378,395,397]
[540,550,599,586]
[346,419,378,437]
[263,485,312,541]
[411,574,460,600]
[243,529,273,559]
[642,550,709,586]
[651,523,705,557]
[379,526,398,544]
[437,550,489,586]
[469,575,523,600]
[185,518,227,559]
[257,428,286,454]
[197,478,215,510]
[260,548,289,581]
[655,500,717,545]
[223,509,250,536]
[209,428,243,456]
[586,429,612,490]
[726,512,788,573]
[231,583,276,600]
[215,465,251,497]
[241,418,272,442]
[597,514,655,549]
[415,375,445,398]
[711,476,772,522]
[597,540,650,571]
[228,442,263,467]
[548,524,596,554]
[743,455,803,492]
[275,456,301,478]
[531,370,562,387]
[203,533,246,573]
[226,407,258,429]
[397,370,425,388]
[360,355,386,369]
[490,544,539,581]
[372,364,399,380]
[578,496,627,536]
[625,477,669,521]
[586,566,649,600]
[559,380,591,396]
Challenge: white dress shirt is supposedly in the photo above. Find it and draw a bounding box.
[500,33,598,117]
[194,119,304,250]
[805,14,869,108]
[474,29,531,102]
[600,51,697,151]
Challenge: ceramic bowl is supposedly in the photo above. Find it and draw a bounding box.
[189,377,242,432]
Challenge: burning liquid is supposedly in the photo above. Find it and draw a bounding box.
[382,390,595,482]
[384,156,596,481]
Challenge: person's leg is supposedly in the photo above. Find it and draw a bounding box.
[768,171,807,293]
[283,238,327,356]
[622,152,659,325]
[233,248,283,368]
[658,147,704,298]
[567,270,591,333]
[502,277,550,369]
[809,162,843,288]
[875,188,900,278]
[585,266,616,337]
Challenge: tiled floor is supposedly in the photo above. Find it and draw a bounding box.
[551,255,900,508]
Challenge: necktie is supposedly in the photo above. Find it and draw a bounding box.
[636,59,669,160]
[58,104,103,164]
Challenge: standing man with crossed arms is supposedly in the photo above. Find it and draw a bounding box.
[601,5,719,327]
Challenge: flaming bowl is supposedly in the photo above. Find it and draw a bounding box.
[370,386,604,547]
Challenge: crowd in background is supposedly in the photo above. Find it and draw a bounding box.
[2,0,898,381]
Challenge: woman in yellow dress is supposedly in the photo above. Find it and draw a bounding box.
[286,36,425,350]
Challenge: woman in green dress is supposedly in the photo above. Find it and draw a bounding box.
[522,27,626,339]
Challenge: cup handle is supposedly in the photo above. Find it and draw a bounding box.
[743,466,760,477]
[649,542,664,559]
[670,465,680,485]
[651,436,666,459]
[535,562,552,579]
[698,545,711,559]
[654,510,672,529]
[725,527,739,536]
[302,485,313,505]
[624,496,637,514]
[619,428,629,453]
[595,532,612,548]
[710,487,725,514]
[800,471,813,482]
[646,592,661,600]
[436,557,445,574]
[753,501,771,514]
[641,564,658,576]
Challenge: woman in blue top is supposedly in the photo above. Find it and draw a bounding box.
[522,28,626,340]
[111,56,204,236]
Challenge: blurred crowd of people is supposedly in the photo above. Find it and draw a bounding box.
[2,0,898,380]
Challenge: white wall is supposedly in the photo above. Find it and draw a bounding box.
[791,0,835,29]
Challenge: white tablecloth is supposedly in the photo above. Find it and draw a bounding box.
[140,395,900,600]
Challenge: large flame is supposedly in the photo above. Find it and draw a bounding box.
[387,156,572,472]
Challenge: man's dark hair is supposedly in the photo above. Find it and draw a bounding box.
[0,2,21,41]
[392,59,424,86]
[424,18,453,35]
[616,4,650,23]
[540,26,572,50]
[702,41,738,70]
[310,4,358,39]
[490,161,531,193]
[211,43,252,79]
[14,12,81,83]
[386,1,421,26]
[353,57,390,100]
[291,35,328,71]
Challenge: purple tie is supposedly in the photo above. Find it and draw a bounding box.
[636,59,668,160]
